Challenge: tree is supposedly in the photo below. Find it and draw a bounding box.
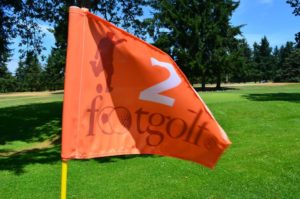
[0,64,16,93]
[272,45,280,81]
[1,1,46,60]
[210,1,241,89]
[287,0,300,15]
[0,2,21,73]
[15,51,43,91]
[1,1,148,92]
[0,5,16,93]
[281,48,300,82]
[36,0,147,90]
[229,39,253,83]
[251,42,261,82]
[0,1,47,93]
[0,32,14,93]
[43,48,65,90]
[279,42,294,65]
[0,9,11,69]
[287,0,300,47]
[148,0,241,90]
[274,41,296,82]
[259,36,273,81]
[252,36,273,82]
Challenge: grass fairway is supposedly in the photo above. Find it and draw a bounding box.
[0,84,299,198]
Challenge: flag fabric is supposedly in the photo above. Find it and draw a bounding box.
[62,6,231,168]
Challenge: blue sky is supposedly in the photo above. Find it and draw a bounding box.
[7,0,299,73]
[231,0,299,47]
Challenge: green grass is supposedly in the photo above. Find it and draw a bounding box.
[0,84,300,198]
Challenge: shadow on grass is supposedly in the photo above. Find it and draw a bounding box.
[0,146,157,175]
[0,146,61,175]
[0,102,63,145]
[0,102,63,174]
[243,93,300,103]
[51,91,64,95]
[0,102,158,174]
[194,86,239,92]
[93,154,159,164]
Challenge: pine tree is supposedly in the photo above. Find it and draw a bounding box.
[148,0,241,90]
[0,1,50,93]
[0,7,16,93]
[252,36,273,82]
[272,46,280,81]
[1,1,147,92]
[274,41,296,81]
[281,48,300,82]
[0,64,16,93]
[37,0,147,90]
[15,51,43,91]
[279,42,294,66]
[1,1,46,59]
[213,1,241,89]
[0,2,18,67]
[229,39,253,83]
[43,48,65,90]
[259,37,273,81]
[251,42,261,82]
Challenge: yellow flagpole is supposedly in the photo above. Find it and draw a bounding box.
[61,160,68,199]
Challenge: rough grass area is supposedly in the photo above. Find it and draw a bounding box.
[0,84,299,198]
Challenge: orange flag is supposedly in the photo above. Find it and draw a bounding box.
[62,6,231,168]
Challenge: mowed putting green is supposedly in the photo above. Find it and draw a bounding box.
[0,84,299,198]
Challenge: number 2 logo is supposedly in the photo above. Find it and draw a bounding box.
[139,57,182,107]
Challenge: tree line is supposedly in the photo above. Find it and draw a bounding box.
[0,0,299,93]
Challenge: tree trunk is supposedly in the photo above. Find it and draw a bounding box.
[216,73,221,90]
[201,73,206,91]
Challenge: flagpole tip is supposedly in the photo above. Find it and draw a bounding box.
[70,6,80,9]
[81,7,89,12]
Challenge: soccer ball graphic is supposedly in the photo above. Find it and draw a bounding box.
[97,106,132,135]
